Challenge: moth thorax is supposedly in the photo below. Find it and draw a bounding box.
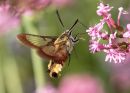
[66,40,73,53]
[48,61,63,78]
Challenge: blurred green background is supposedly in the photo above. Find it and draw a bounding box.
[1,0,130,93]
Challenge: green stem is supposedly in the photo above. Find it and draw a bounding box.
[0,63,5,93]
[31,50,45,87]
[22,12,46,89]
[0,38,23,93]
[0,40,5,93]
[3,57,23,93]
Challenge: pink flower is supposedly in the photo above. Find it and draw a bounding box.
[86,19,105,40]
[122,8,130,23]
[104,49,126,63]
[123,24,130,38]
[117,7,128,26]
[97,2,113,16]
[10,0,51,13]
[0,3,20,35]
[127,24,130,30]
[2,0,51,15]
[52,0,74,7]
[89,40,105,53]
[86,2,130,63]
[97,2,115,29]
[58,74,105,93]
[108,32,117,44]
[0,0,51,35]
[31,0,51,10]
[110,56,130,92]
[35,84,57,93]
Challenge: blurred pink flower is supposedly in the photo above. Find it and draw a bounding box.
[0,3,20,35]
[52,0,74,7]
[110,55,130,92]
[8,0,51,13]
[58,74,105,93]
[0,0,51,35]
[122,8,130,23]
[30,0,51,10]
[35,84,57,93]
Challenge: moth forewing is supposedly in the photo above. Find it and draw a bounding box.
[17,34,57,49]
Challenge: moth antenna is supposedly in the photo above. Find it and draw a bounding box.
[56,10,65,28]
[69,19,79,32]
[78,20,87,28]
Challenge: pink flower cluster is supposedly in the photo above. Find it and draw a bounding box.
[0,3,20,35]
[86,2,130,63]
[14,0,51,12]
[36,74,105,93]
[36,84,57,93]
[52,0,74,8]
[111,63,130,92]
[58,74,104,93]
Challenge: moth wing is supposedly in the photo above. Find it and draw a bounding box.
[37,44,68,63]
[37,45,56,59]
[17,34,57,49]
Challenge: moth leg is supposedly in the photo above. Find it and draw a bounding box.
[48,60,53,70]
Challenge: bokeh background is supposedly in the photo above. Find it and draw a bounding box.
[0,0,130,93]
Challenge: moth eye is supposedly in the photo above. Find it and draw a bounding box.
[51,72,58,78]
